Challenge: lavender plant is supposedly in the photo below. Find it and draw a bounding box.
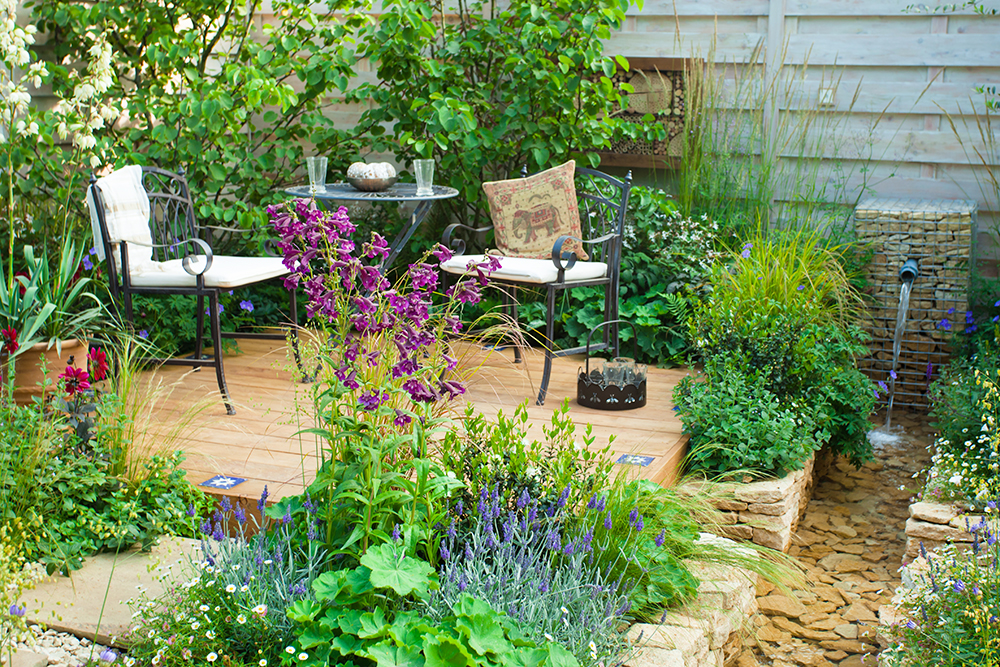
[427,486,637,666]
[883,502,1000,666]
[268,199,496,560]
[126,489,328,667]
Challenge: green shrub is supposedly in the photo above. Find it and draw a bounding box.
[929,328,1000,451]
[676,362,826,478]
[675,230,877,477]
[356,0,660,229]
[30,0,369,250]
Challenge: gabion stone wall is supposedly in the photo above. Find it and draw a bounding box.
[854,198,978,409]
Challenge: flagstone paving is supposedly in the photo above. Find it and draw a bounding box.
[737,411,935,667]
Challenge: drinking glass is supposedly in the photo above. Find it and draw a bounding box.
[603,359,625,387]
[306,156,328,194]
[414,159,435,196]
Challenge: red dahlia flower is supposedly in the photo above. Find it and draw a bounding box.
[60,365,91,397]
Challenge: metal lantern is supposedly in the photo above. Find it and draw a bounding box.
[577,320,647,410]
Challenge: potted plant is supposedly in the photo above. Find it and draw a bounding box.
[0,242,104,404]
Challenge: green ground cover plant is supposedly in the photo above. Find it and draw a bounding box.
[0,339,208,573]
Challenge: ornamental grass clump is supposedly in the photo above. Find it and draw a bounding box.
[126,489,328,667]
[427,485,636,666]
[883,503,1000,666]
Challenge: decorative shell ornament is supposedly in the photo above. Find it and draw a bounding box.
[346,162,399,191]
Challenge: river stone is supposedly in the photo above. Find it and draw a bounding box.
[757,595,807,619]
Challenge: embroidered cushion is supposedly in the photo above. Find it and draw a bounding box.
[482,160,588,261]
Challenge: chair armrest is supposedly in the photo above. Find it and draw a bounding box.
[550,232,618,271]
[442,222,493,256]
[122,237,215,276]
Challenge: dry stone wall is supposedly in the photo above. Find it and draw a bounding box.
[624,536,758,667]
[711,451,830,553]
[902,500,979,563]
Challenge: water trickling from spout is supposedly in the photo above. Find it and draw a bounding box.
[885,278,914,429]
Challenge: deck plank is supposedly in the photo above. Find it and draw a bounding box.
[143,339,689,503]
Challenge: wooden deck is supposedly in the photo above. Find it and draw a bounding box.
[145,338,690,504]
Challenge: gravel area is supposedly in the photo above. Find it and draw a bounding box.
[16,625,116,667]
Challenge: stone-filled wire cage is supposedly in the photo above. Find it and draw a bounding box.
[854,198,978,409]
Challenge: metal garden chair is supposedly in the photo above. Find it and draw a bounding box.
[87,165,299,414]
[439,161,632,405]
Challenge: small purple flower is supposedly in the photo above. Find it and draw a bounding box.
[358,390,387,411]
[234,504,246,525]
[889,369,897,380]
[995,299,1000,307]
[393,409,412,428]
[905,619,917,630]
[655,528,665,547]
[740,242,752,259]
[186,505,196,517]
[546,530,561,551]
[239,300,254,313]
[947,307,956,315]
[938,318,951,330]
[628,508,638,524]
[99,648,118,663]
[391,524,402,542]
[283,509,292,525]
[604,513,612,531]
[89,246,98,255]
[440,544,451,561]
[212,523,225,541]
[953,579,965,593]
[205,304,224,316]
[139,329,149,339]
[517,489,530,510]
[878,380,888,393]
[966,311,974,324]
[556,486,571,509]
[796,284,804,291]
[431,244,453,263]
[635,515,644,532]
[925,362,933,380]
[258,485,269,511]
[8,603,25,618]
[82,256,94,271]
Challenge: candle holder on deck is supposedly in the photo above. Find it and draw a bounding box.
[577,319,647,410]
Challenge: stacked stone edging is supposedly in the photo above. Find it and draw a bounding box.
[902,501,979,563]
[712,450,831,553]
[625,535,758,667]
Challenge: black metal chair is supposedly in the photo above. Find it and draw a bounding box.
[87,166,299,414]
[440,165,632,405]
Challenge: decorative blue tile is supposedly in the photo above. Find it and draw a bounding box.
[200,475,246,489]
[615,454,655,467]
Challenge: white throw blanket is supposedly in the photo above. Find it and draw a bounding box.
[86,165,156,271]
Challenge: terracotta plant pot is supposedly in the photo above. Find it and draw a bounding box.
[1,338,88,406]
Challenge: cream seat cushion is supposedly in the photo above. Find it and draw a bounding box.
[441,254,606,285]
[127,255,289,289]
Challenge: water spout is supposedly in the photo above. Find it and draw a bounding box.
[885,258,919,429]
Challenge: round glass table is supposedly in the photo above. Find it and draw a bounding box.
[283,183,459,270]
